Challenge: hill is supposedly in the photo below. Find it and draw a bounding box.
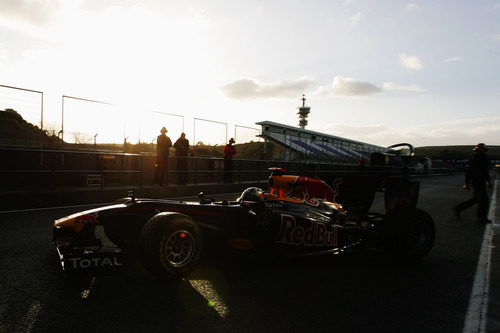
[0,109,62,147]
[415,145,500,161]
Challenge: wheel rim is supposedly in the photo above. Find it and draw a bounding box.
[162,230,195,268]
[409,220,432,252]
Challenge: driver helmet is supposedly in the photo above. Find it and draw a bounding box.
[238,187,264,202]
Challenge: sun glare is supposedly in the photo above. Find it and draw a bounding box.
[43,3,227,145]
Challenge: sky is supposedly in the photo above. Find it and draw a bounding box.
[0,0,499,147]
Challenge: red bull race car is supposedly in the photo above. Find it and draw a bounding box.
[53,168,435,279]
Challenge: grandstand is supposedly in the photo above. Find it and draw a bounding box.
[256,120,389,162]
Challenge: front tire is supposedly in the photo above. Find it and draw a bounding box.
[138,213,202,279]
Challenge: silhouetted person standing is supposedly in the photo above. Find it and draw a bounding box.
[174,132,190,185]
[224,138,236,183]
[154,127,172,186]
[453,143,492,223]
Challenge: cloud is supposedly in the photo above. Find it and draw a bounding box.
[320,117,500,147]
[316,76,382,97]
[186,5,207,20]
[383,82,426,93]
[399,53,424,70]
[0,43,8,61]
[349,12,362,26]
[315,77,425,97]
[221,77,316,100]
[405,3,420,11]
[445,56,462,62]
[224,76,426,100]
[0,0,61,26]
[407,117,500,145]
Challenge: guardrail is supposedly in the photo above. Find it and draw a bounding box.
[0,147,455,192]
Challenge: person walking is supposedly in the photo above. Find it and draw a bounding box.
[452,143,492,223]
[154,127,172,186]
[224,138,236,183]
[174,132,190,185]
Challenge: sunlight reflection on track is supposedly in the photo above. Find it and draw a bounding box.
[188,280,229,318]
[16,300,41,333]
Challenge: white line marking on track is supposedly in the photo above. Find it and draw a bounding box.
[493,180,500,231]
[463,179,497,333]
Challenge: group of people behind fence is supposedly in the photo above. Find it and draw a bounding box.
[153,127,236,186]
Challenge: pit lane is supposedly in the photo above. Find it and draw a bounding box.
[0,174,497,332]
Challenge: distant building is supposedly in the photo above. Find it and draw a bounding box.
[256,120,389,162]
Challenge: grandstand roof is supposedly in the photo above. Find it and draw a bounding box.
[255,120,389,161]
[256,120,385,149]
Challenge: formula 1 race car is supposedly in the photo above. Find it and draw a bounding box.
[53,168,435,279]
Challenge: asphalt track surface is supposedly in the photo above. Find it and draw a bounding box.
[0,174,498,333]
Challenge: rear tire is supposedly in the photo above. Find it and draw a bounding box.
[386,208,435,260]
[138,213,202,279]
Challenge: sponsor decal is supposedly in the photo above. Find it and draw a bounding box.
[67,256,123,269]
[275,214,337,247]
[286,177,343,207]
[264,201,284,208]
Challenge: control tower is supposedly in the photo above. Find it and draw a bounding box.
[297,94,310,129]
